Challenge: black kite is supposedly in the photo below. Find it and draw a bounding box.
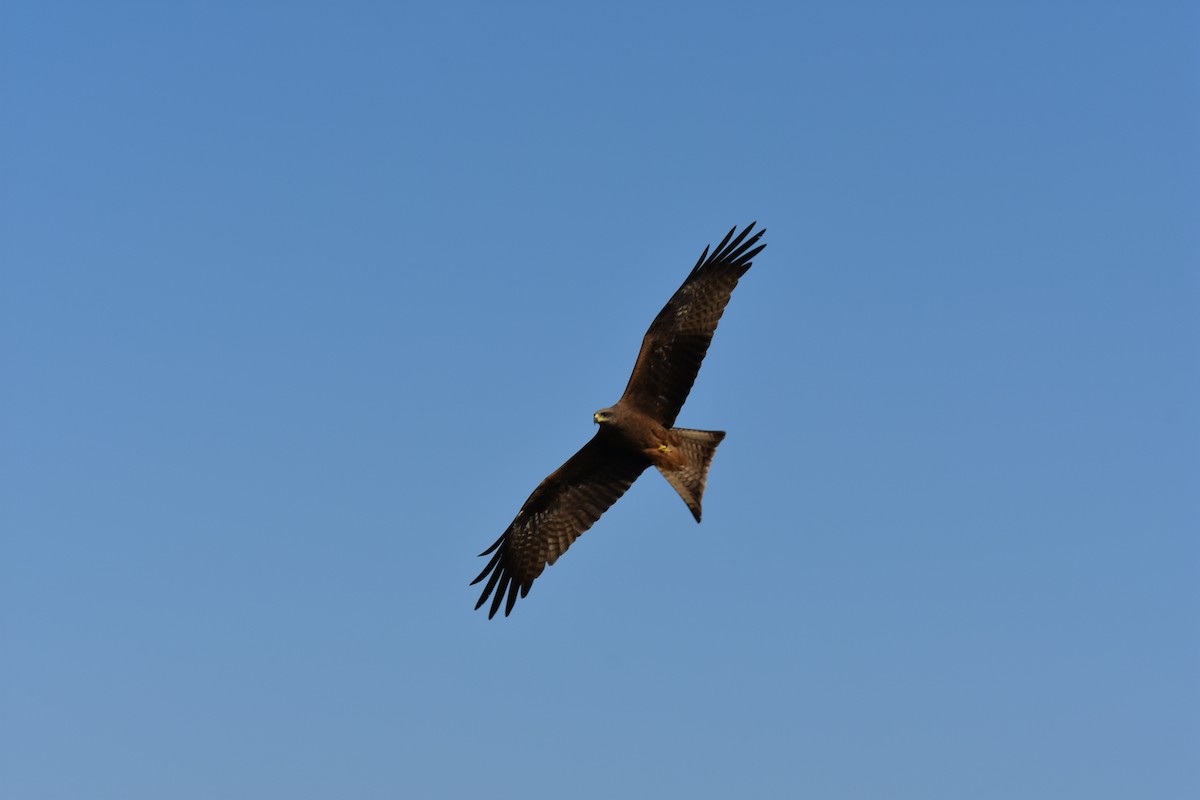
[472,223,766,617]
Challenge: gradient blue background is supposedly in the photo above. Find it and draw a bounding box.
[3,2,1197,797]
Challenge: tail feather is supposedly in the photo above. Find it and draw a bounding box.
[656,428,725,521]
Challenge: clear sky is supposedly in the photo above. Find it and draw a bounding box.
[3,2,1197,798]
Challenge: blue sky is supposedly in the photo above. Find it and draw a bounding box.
[3,2,1197,797]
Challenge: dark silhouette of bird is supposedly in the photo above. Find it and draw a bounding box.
[472,223,766,617]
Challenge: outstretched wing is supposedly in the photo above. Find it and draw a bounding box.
[619,223,766,426]
[472,433,649,618]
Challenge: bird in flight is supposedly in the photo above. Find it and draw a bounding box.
[472,223,767,617]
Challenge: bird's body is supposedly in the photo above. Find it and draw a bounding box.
[593,403,725,520]
[472,223,766,617]
[592,404,673,463]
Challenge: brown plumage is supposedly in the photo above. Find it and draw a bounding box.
[472,223,766,618]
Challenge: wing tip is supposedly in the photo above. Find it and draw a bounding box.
[693,222,767,275]
[474,548,526,619]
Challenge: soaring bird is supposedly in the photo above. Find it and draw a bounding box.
[472,223,766,617]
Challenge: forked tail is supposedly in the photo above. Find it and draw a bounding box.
[656,428,726,522]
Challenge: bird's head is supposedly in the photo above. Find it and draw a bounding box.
[594,407,617,425]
